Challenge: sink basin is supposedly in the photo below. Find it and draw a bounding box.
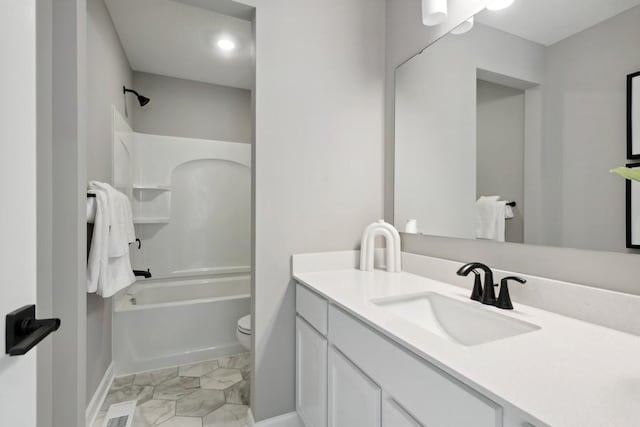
[373,293,540,346]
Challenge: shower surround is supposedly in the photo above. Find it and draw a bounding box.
[110,106,252,378]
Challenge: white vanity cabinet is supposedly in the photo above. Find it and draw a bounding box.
[295,283,510,427]
[382,396,421,427]
[328,346,381,427]
[296,316,328,427]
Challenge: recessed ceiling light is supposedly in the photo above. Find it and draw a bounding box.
[486,0,515,11]
[217,38,236,51]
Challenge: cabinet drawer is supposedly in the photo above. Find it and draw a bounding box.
[296,283,328,335]
[329,305,502,427]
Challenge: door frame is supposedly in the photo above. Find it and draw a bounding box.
[37,0,88,426]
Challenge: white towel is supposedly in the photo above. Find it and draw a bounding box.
[475,196,509,242]
[89,181,135,257]
[87,182,136,297]
[87,190,108,293]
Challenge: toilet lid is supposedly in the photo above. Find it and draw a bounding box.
[238,315,251,334]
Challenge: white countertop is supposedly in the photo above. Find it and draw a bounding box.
[293,267,640,427]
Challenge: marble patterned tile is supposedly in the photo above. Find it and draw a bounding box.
[112,375,135,388]
[175,389,226,417]
[157,416,203,427]
[200,369,243,390]
[224,380,249,405]
[217,353,250,371]
[154,376,200,400]
[102,384,154,412]
[240,366,250,381]
[134,367,179,387]
[178,360,219,378]
[92,411,107,427]
[132,399,176,426]
[202,404,249,427]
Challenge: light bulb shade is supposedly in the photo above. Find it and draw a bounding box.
[422,0,448,26]
[486,0,515,11]
[451,17,474,35]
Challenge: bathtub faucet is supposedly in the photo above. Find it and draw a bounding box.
[133,268,152,279]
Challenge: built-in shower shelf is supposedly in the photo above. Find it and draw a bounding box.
[132,184,171,191]
[133,217,170,224]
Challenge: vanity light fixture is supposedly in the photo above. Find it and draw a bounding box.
[486,0,515,11]
[422,0,448,26]
[217,38,236,51]
[451,17,474,35]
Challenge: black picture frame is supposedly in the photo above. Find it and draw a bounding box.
[627,71,640,159]
[626,162,640,248]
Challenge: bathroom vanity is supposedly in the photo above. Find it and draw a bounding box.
[292,251,640,427]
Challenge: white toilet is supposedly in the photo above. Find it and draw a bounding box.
[236,315,251,350]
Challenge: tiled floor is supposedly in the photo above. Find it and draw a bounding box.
[94,353,250,427]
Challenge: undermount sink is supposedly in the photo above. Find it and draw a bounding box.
[373,293,540,346]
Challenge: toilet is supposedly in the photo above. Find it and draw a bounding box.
[236,315,251,350]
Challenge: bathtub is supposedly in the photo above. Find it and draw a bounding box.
[113,274,250,375]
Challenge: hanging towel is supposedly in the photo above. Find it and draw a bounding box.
[475,196,509,242]
[87,182,136,297]
[87,190,108,293]
[89,181,135,257]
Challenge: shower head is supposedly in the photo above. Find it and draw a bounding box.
[137,95,150,106]
[123,86,150,107]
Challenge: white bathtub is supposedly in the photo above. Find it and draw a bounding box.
[113,274,250,375]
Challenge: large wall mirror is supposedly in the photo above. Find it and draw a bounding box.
[394,0,640,253]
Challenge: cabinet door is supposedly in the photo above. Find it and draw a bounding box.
[328,346,381,427]
[296,316,328,427]
[383,396,422,427]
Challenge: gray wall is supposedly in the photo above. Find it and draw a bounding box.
[385,0,487,222]
[86,0,133,404]
[250,0,385,421]
[52,0,89,424]
[37,1,54,425]
[394,32,478,239]
[393,21,542,240]
[132,72,252,143]
[387,0,640,297]
[540,6,640,252]
[476,80,525,243]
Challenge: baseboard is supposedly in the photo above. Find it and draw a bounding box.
[86,362,115,427]
[247,409,303,427]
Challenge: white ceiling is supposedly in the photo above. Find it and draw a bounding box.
[105,0,254,89]
[476,0,640,46]
[173,0,254,21]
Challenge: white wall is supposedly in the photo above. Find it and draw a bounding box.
[394,23,543,239]
[86,0,133,404]
[132,71,252,143]
[129,134,251,278]
[387,0,640,297]
[250,0,386,421]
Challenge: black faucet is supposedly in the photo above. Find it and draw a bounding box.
[495,276,527,310]
[456,262,497,306]
[133,268,152,279]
